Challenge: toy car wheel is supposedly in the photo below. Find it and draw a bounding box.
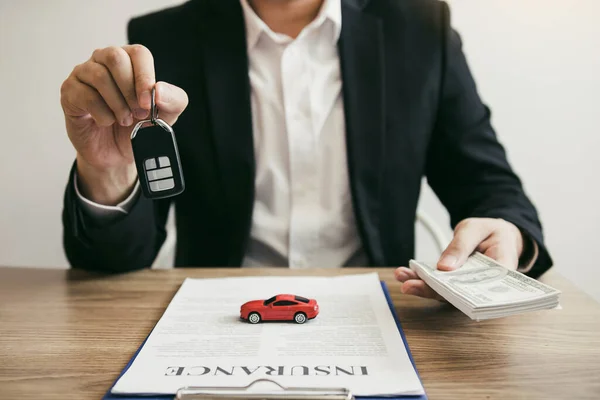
[294,312,307,324]
[248,312,261,324]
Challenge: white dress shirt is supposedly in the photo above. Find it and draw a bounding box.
[76,0,366,268]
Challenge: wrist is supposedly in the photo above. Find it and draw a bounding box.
[76,154,137,206]
[505,220,525,258]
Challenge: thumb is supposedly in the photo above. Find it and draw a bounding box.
[438,219,491,271]
[154,81,189,125]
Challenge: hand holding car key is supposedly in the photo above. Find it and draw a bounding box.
[131,86,185,199]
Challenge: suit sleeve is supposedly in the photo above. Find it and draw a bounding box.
[62,162,171,273]
[425,2,553,278]
[61,17,172,273]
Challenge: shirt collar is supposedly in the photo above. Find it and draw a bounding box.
[239,0,342,50]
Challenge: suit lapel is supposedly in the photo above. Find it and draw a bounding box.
[200,1,255,265]
[339,0,386,265]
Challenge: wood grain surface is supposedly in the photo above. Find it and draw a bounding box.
[0,267,599,400]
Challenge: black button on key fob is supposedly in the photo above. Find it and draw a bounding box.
[130,87,185,199]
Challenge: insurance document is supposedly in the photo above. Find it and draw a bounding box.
[111,273,424,397]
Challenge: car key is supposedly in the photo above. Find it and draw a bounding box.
[130,86,185,199]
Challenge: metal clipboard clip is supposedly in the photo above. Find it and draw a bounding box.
[174,378,354,400]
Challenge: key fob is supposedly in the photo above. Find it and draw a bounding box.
[130,88,185,199]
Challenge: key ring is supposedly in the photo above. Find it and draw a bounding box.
[150,86,158,124]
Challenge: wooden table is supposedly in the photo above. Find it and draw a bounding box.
[0,267,599,399]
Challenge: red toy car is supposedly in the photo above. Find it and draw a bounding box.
[240,294,319,324]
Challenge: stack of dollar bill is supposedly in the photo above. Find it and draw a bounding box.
[409,252,560,321]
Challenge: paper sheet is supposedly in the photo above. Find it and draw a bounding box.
[111,273,424,396]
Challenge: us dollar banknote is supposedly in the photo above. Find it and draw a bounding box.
[409,252,560,319]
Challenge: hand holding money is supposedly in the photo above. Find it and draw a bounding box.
[395,217,525,300]
[408,252,560,320]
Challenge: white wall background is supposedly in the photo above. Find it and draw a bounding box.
[0,1,598,301]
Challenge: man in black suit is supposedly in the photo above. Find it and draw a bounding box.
[61,0,552,301]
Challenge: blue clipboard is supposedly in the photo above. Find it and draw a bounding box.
[103,281,428,400]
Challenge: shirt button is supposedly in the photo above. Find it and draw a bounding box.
[291,256,306,268]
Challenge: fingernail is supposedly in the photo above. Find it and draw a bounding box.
[134,108,148,119]
[439,255,458,269]
[395,270,409,281]
[122,114,133,126]
[158,82,170,101]
[140,91,151,108]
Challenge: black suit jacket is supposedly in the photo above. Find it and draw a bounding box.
[62,0,553,277]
